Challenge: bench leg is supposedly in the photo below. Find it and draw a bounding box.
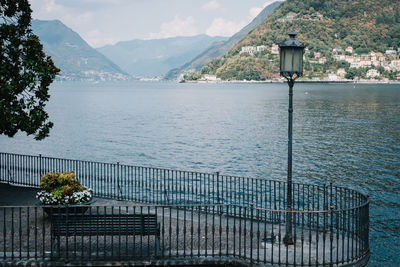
[51,236,60,257]
[155,235,161,257]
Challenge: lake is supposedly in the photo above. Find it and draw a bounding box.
[0,81,399,266]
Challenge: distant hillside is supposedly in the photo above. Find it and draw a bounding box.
[199,0,400,81]
[165,1,282,80]
[32,20,130,81]
[97,35,228,78]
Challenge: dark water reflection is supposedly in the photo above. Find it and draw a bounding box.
[0,81,399,266]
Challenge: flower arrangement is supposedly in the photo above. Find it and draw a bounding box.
[36,171,93,205]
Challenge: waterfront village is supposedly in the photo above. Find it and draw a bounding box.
[234,44,400,82]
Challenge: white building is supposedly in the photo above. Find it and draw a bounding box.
[203,74,221,81]
[333,47,343,54]
[240,46,256,54]
[314,52,321,58]
[256,45,266,52]
[328,73,338,80]
[337,68,346,77]
[390,59,400,71]
[385,50,397,55]
[345,46,353,54]
[271,44,279,54]
[366,69,380,78]
[333,54,346,61]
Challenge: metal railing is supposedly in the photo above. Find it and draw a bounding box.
[0,152,370,266]
[0,203,369,266]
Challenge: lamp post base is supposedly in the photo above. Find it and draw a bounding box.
[283,234,294,245]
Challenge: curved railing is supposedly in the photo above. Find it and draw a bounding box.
[0,152,369,266]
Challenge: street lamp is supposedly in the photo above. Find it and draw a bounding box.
[279,32,305,245]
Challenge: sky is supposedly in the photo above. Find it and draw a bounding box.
[30,0,281,48]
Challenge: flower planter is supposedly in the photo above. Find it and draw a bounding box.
[36,171,94,216]
[41,198,96,216]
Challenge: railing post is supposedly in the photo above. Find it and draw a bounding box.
[117,162,122,200]
[38,154,42,184]
[6,153,10,184]
[324,183,328,234]
[250,203,254,263]
[216,171,220,205]
[216,172,223,214]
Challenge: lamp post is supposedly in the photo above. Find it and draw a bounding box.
[279,32,305,245]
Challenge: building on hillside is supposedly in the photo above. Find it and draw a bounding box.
[345,46,353,54]
[328,73,338,81]
[314,52,321,58]
[372,60,380,67]
[385,50,397,55]
[337,68,346,77]
[318,57,327,64]
[390,59,400,71]
[271,44,279,54]
[333,54,346,61]
[333,47,343,54]
[257,45,266,52]
[344,55,355,63]
[240,46,256,55]
[369,51,377,61]
[203,74,220,81]
[360,60,372,67]
[381,62,392,71]
[366,69,380,78]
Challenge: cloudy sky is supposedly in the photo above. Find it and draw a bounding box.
[30,0,280,48]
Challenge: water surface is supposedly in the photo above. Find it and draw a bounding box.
[0,81,399,266]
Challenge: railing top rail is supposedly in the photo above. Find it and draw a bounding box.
[0,203,230,209]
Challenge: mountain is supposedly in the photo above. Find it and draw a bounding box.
[198,0,400,81]
[165,1,283,80]
[31,20,130,81]
[97,35,228,78]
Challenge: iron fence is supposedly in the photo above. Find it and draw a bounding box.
[0,152,366,210]
[0,152,370,266]
[0,203,369,266]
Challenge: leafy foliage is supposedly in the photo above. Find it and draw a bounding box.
[40,171,85,195]
[38,171,92,205]
[0,0,59,140]
[183,72,202,80]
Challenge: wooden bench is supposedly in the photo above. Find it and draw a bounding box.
[50,212,160,253]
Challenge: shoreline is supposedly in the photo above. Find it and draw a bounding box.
[180,79,400,85]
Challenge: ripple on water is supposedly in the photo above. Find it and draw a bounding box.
[0,82,399,266]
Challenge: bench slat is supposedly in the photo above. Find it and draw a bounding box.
[51,213,160,237]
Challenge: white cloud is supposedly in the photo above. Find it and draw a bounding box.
[147,16,199,39]
[30,0,93,25]
[206,18,247,37]
[30,0,64,17]
[202,0,220,10]
[82,29,119,48]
